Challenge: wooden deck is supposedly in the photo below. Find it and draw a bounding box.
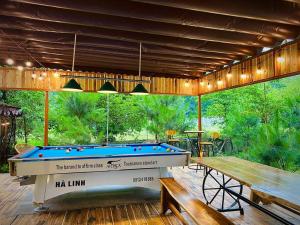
[0,166,299,225]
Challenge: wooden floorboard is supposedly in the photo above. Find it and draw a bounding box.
[0,167,299,225]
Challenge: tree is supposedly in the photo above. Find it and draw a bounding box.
[139,95,197,141]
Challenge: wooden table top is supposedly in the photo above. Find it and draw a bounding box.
[184,130,204,134]
[192,156,300,212]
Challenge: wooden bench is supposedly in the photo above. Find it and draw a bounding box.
[160,178,234,225]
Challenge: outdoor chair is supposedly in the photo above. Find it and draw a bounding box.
[15,143,34,154]
[166,130,181,147]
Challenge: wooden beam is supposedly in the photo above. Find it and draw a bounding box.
[43,91,49,146]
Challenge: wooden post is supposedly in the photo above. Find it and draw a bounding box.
[198,95,202,158]
[44,91,49,146]
[198,95,202,130]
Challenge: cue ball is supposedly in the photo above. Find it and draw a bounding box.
[38,153,43,157]
[138,146,142,150]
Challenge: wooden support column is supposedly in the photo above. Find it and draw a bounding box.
[44,91,49,146]
[198,95,202,130]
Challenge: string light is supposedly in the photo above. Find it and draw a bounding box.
[42,71,47,77]
[25,61,32,67]
[277,49,285,63]
[184,80,190,87]
[53,71,60,78]
[207,82,211,89]
[17,65,24,71]
[241,67,247,79]
[256,58,263,75]
[6,58,14,65]
[32,72,37,79]
[227,68,232,78]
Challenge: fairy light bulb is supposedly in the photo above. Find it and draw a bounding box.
[207,82,211,89]
[53,72,60,78]
[25,61,32,67]
[184,80,190,87]
[277,56,285,63]
[17,65,24,71]
[42,71,47,77]
[256,68,263,75]
[6,58,14,65]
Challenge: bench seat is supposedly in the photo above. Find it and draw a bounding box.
[160,178,234,225]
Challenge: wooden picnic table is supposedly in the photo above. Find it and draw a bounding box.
[192,156,300,225]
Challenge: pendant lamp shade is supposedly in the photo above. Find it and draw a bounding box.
[130,42,149,95]
[62,78,83,92]
[130,83,149,95]
[98,81,118,94]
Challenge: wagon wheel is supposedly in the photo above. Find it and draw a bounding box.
[202,168,244,214]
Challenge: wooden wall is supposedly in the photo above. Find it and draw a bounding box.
[0,40,299,96]
[199,40,300,94]
[0,68,198,95]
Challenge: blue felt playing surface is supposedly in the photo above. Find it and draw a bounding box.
[19,144,184,160]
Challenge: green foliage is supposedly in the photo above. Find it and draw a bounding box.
[0,90,44,146]
[204,75,300,171]
[140,95,197,141]
[0,163,9,173]
[48,92,146,145]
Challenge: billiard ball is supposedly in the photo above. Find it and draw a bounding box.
[77,147,83,151]
[138,146,142,150]
[38,153,43,157]
[166,148,171,152]
[66,148,71,153]
[134,147,137,151]
[153,146,157,150]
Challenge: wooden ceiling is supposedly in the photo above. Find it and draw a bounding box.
[0,0,299,78]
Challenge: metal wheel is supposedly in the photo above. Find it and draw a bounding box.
[202,168,244,214]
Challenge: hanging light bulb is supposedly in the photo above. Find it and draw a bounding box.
[256,59,263,74]
[277,56,285,63]
[32,72,37,79]
[184,80,190,87]
[217,79,223,85]
[256,68,263,75]
[42,71,47,77]
[227,71,232,78]
[6,58,14,65]
[277,49,285,63]
[241,67,247,79]
[38,75,44,81]
[25,61,32,67]
[207,82,211,89]
[200,80,204,86]
[17,65,24,71]
[53,71,60,78]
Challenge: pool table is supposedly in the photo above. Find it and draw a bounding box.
[9,143,190,207]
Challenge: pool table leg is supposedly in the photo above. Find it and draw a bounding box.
[33,175,47,204]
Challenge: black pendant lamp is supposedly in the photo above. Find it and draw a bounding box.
[98,81,118,94]
[130,42,149,95]
[62,34,83,92]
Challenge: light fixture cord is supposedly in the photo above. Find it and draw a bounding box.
[139,42,142,81]
[72,33,77,72]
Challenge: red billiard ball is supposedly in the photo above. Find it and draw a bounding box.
[38,153,43,158]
